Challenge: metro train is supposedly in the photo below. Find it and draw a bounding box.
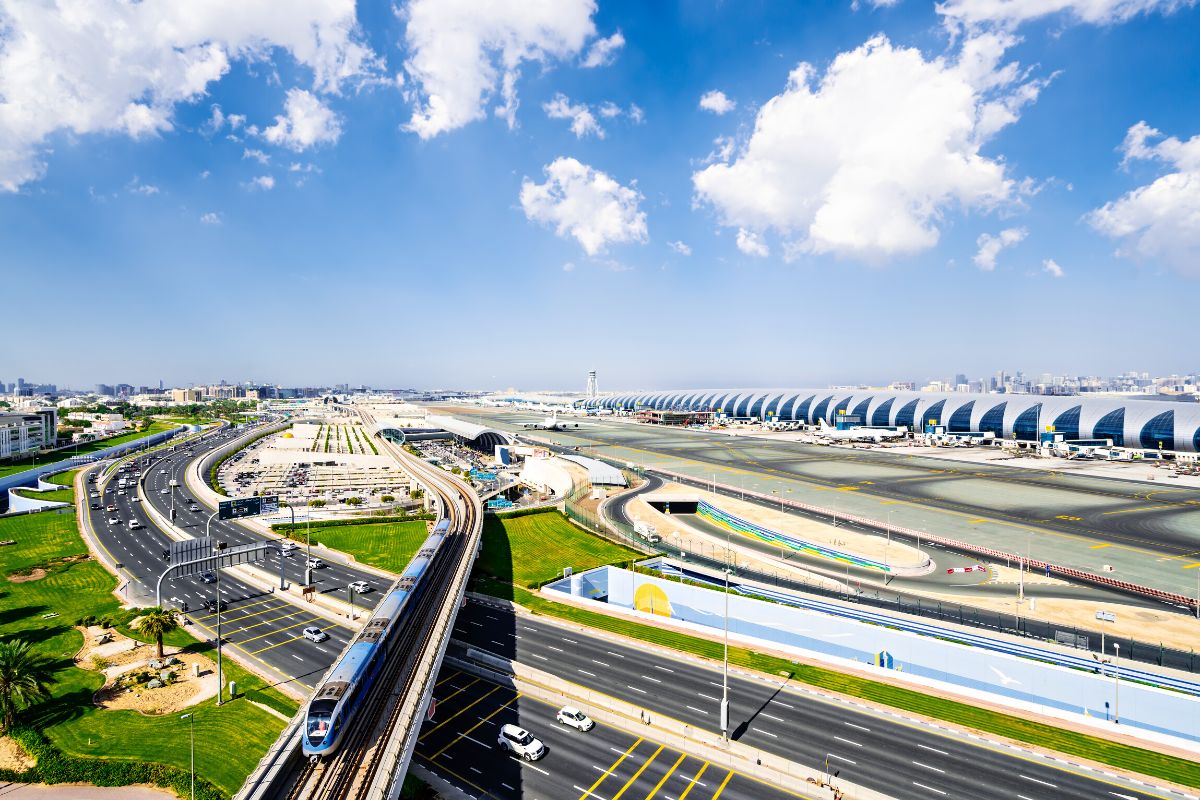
[302,518,451,758]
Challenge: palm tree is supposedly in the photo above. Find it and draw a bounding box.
[0,639,53,733]
[134,608,179,659]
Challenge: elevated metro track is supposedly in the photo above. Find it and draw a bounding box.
[238,409,482,800]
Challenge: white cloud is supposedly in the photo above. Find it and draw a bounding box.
[692,34,1041,263]
[628,104,645,124]
[668,240,692,256]
[543,94,603,139]
[1042,258,1064,277]
[937,0,1194,29]
[200,212,222,225]
[520,156,648,256]
[127,176,159,196]
[581,30,624,68]
[598,101,622,119]
[1087,121,1200,277]
[0,0,378,192]
[562,261,576,272]
[243,148,271,165]
[736,228,770,257]
[973,226,1027,270]
[261,89,342,151]
[199,170,211,180]
[699,90,736,115]
[248,175,275,191]
[400,0,597,139]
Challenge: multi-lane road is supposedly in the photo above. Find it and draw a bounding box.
[434,601,1184,800]
[82,426,384,693]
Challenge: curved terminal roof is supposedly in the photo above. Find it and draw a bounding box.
[559,454,627,486]
[580,389,1200,453]
[425,414,512,450]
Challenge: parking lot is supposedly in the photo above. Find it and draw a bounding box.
[416,670,804,800]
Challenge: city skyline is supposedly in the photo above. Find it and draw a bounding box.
[2,1,1199,386]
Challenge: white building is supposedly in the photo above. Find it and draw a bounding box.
[0,412,51,459]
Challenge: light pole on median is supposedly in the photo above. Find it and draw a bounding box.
[721,562,730,742]
[1113,642,1120,724]
[347,584,356,621]
[180,712,195,800]
[203,511,225,706]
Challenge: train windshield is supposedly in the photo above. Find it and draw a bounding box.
[307,711,332,743]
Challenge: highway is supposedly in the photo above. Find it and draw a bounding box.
[441,601,1182,800]
[83,426,377,694]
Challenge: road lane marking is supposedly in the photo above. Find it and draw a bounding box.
[917,743,948,755]
[431,693,521,760]
[653,665,673,672]
[645,752,687,799]
[676,762,709,800]
[641,675,662,683]
[579,669,597,677]
[685,705,709,715]
[435,677,480,705]
[1020,775,1057,788]
[843,721,870,732]
[627,685,648,694]
[912,782,946,795]
[828,753,856,764]
[419,686,502,741]
[578,737,644,800]
[913,761,945,773]
[710,769,734,800]
[611,744,664,800]
[833,736,862,747]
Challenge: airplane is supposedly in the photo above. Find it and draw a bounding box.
[517,410,592,431]
[814,421,907,443]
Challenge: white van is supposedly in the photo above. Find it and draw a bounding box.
[633,520,661,544]
[497,724,545,761]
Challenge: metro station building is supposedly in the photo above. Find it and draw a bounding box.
[580,389,1200,453]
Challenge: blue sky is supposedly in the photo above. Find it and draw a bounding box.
[1,0,1198,391]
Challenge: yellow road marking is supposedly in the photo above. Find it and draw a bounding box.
[437,678,482,706]
[612,744,664,800]
[432,692,522,760]
[1183,563,1200,570]
[645,753,687,799]
[415,754,495,799]
[968,518,988,523]
[1090,544,1113,550]
[1101,506,1167,516]
[435,670,462,687]
[249,634,307,655]
[419,686,503,741]
[677,762,709,800]
[226,608,312,633]
[194,597,287,622]
[236,618,320,646]
[578,737,643,800]
[710,769,734,799]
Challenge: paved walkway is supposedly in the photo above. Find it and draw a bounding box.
[0,784,175,799]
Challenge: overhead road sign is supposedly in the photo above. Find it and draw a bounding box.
[218,495,279,520]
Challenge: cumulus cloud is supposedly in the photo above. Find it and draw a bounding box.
[0,0,377,192]
[598,101,622,119]
[260,89,343,151]
[127,176,159,196]
[581,31,624,68]
[543,94,603,139]
[692,34,1042,263]
[736,228,770,257]
[1042,258,1064,277]
[974,227,1027,270]
[520,157,648,256]
[200,212,222,225]
[248,175,275,191]
[400,0,597,139]
[243,148,270,165]
[1087,121,1200,277]
[699,90,736,115]
[937,0,1195,29]
[668,240,692,256]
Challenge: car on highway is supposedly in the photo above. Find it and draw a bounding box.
[106,517,120,526]
[189,504,200,512]
[127,520,143,530]
[90,503,100,510]
[302,626,328,642]
[160,488,169,495]
[305,558,323,570]
[555,706,595,732]
[348,581,371,594]
[160,469,168,475]
[200,572,217,584]
[497,724,545,761]
[105,504,117,512]
[90,491,99,498]
[131,496,140,502]
[201,598,227,612]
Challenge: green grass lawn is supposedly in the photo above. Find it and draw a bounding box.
[0,422,178,478]
[278,519,432,574]
[479,509,643,588]
[0,508,294,798]
[475,576,1200,789]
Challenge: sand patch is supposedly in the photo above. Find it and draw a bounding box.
[0,734,36,772]
[8,568,46,583]
[76,626,218,715]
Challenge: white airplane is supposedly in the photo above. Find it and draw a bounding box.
[814,421,907,443]
[517,410,591,431]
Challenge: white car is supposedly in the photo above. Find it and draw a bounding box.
[348,581,370,594]
[305,558,323,569]
[161,488,169,495]
[130,496,141,502]
[107,517,120,526]
[90,491,99,498]
[302,626,328,642]
[555,706,595,732]
[497,724,545,761]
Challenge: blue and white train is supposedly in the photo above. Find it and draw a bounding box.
[302,518,451,758]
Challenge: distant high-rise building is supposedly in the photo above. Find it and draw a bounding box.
[954,373,967,387]
[586,370,598,399]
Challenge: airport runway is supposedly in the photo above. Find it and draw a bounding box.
[443,601,1184,800]
[445,408,1200,598]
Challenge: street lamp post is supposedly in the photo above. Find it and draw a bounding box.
[180,712,195,800]
[347,584,356,621]
[1113,642,1121,724]
[721,564,730,742]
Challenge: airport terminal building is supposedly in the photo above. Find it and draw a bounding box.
[579,389,1200,453]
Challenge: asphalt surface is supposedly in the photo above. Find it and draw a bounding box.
[416,669,803,800]
[441,407,1200,597]
[82,428,378,694]
[445,601,1182,800]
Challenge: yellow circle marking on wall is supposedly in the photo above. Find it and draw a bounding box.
[633,583,672,617]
